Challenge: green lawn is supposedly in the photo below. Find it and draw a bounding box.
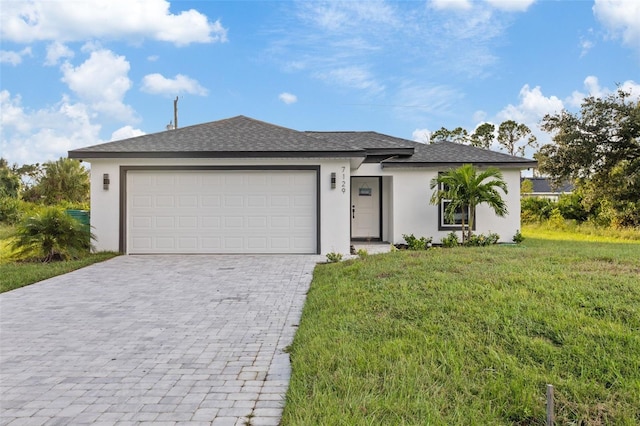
[282,230,640,425]
[0,224,119,293]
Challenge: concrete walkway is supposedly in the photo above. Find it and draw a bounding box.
[0,255,320,426]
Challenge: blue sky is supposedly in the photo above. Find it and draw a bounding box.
[1,0,639,166]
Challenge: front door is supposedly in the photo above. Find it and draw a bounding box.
[351,177,381,239]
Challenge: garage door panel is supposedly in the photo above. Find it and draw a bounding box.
[155,217,175,228]
[127,170,317,254]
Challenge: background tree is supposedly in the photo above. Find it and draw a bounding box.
[470,123,495,149]
[538,89,640,227]
[497,120,537,156]
[520,178,534,195]
[37,158,90,205]
[0,158,21,198]
[430,164,508,243]
[430,127,470,144]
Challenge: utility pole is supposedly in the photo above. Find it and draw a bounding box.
[173,96,179,129]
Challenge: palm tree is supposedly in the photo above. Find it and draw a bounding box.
[430,164,508,243]
[39,158,90,204]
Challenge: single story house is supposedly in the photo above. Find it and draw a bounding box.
[68,116,537,255]
[521,177,573,201]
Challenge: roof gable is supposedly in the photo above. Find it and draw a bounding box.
[69,116,363,159]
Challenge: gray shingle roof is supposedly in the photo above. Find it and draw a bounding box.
[305,131,419,150]
[382,141,537,168]
[522,177,574,193]
[69,116,364,159]
[68,115,537,168]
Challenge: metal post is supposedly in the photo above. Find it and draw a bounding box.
[546,384,554,426]
[173,96,178,129]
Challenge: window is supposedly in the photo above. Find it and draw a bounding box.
[437,178,475,231]
[440,201,472,229]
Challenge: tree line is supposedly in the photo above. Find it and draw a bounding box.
[430,90,640,228]
[1,158,89,223]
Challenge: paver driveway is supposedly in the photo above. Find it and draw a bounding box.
[0,254,320,426]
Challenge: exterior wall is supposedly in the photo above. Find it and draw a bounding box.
[86,157,352,255]
[352,164,523,244]
[87,157,523,255]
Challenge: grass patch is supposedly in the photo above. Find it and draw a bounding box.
[0,224,118,293]
[283,234,640,425]
[523,222,640,243]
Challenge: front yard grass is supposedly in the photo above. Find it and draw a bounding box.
[0,224,119,293]
[282,231,640,425]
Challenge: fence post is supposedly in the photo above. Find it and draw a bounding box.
[546,384,554,426]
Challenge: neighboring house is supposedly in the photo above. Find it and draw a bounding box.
[68,116,537,255]
[521,177,573,201]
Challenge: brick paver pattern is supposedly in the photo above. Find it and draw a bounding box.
[0,255,320,426]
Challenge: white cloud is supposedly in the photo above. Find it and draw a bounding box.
[147,55,159,62]
[567,76,640,107]
[111,125,145,141]
[61,49,135,121]
[45,42,74,66]
[394,83,463,121]
[0,90,102,165]
[0,47,32,66]
[593,0,640,54]
[0,0,227,46]
[580,38,595,57]
[497,84,564,123]
[412,128,431,143]
[278,92,298,104]
[314,66,385,94]
[484,0,536,12]
[430,0,472,11]
[141,73,208,96]
[299,1,400,32]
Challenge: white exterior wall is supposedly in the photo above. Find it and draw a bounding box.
[352,164,522,244]
[87,157,523,254]
[86,158,352,255]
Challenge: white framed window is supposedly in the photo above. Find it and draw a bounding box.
[437,180,474,231]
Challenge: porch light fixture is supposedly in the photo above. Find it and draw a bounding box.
[103,173,110,190]
[331,172,336,189]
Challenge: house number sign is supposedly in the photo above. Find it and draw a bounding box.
[341,166,346,193]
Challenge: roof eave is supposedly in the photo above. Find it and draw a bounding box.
[68,150,367,160]
[381,160,538,169]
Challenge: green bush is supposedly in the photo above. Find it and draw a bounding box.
[0,198,40,225]
[326,252,343,263]
[512,230,525,243]
[557,192,588,221]
[521,197,555,223]
[0,196,22,224]
[402,234,432,250]
[11,206,95,262]
[441,232,460,248]
[465,232,500,246]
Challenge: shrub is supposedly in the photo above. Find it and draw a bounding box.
[11,206,94,262]
[0,196,22,224]
[465,232,500,246]
[402,234,432,250]
[326,252,343,263]
[557,192,588,221]
[521,197,555,223]
[441,232,459,248]
[356,248,369,257]
[512,230,525,243]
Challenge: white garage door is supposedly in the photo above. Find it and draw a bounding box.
[126,169,317,254]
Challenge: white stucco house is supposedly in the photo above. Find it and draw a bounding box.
[68,116,537,255]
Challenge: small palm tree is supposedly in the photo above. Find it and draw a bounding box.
[12,207,94,262]
[430,164,508,243]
